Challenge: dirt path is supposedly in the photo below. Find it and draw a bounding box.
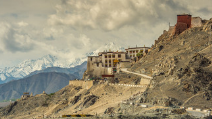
[121,68,153,79]
[182,92,204,106]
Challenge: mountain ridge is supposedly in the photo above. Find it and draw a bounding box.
[0,72,77,101]
[0,42,124,84]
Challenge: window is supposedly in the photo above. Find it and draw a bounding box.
[108,55,111,58]
[113,63,116,67]
[118,54,121,58]
[105,55,107,58]
[112,55,115,58]
[90,57,92,61]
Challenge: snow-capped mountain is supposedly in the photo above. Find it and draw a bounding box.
[0,42,124,84]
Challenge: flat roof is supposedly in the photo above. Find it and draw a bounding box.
[177,13,191,16]
[120,61,130,62]
[102,75,114,77]
[101,52,126,54]
[87,56,99,57]
[125,47,150,50]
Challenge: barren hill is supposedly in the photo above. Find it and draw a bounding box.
[130,18,212,109]
[0,77,145,119]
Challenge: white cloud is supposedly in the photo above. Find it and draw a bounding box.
[0,0,212,68]
[48,0,191,31]
[0,22,35,53]
[17,21,28,27]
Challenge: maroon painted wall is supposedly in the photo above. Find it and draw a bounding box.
[177,15,192,28]
[174,14,192,35]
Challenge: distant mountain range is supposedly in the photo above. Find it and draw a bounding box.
[0,42,124,84]
[0,72,77,101]
[27,61,87,79]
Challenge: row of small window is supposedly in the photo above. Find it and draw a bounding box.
[105,59,121,63]
[130,55,136,57]
[104,64,117,67]
[90,57,102,62]
[127,50,143,53]
[105,54,121,58]
[105,64,112,67]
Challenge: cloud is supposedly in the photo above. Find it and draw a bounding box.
[45,35,55,40]
[17,21,28,27]
[0,0,211,68]
[42,27,63,41]
[197,8,211,16]
[0,22,35,53]
[71,34,91,49]
[48,0,189,30]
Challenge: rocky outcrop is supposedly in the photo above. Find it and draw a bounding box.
[130,18,212,108]
[83,95,98,108]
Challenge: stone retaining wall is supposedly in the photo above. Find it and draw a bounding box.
[69,80,94,89]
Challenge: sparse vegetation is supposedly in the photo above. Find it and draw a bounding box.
[48,93,55,96]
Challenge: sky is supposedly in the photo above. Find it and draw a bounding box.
[0,0,211,68]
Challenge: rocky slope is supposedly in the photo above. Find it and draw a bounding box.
[0,72,197,119]
[0,78,145,119]
[0,72,77,101]
[130,18,212,109]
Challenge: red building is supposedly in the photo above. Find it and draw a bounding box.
[174,14,192,35]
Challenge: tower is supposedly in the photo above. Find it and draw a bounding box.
[174,14,192,35]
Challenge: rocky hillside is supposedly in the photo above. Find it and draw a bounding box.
[0,78,145,119]
[0,72,77,101]
[130,18,212,109]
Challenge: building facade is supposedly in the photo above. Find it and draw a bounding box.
[125,47,150,59]
[84,46,150,79]
[85,51,129,79]
[174,14,192,35]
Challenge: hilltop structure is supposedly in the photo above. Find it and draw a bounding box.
[21,92,32,100]
[125,46,150,58]
[155,14,205,46]
[84,46,150,79]
[174,14,192,35]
